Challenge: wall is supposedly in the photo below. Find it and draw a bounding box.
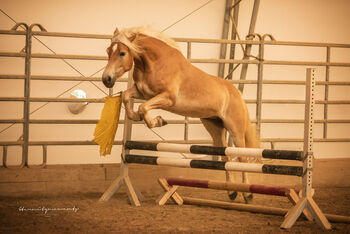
[0,0,349,166]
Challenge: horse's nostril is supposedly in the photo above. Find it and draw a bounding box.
[103,75,114,88]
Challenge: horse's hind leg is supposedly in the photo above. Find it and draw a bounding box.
[200,118,226,148]
[238,157,253,203]
[201,118,238,200]
[223,118,254,203]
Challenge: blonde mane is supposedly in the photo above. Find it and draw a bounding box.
[111,26,180,55]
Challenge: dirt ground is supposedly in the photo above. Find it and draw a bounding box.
[1,186,349,234]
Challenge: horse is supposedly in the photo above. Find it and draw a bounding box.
[102,26,260,202]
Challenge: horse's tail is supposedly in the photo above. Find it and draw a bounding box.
[245,121,260,149]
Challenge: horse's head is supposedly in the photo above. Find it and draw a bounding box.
[102,28,134,88]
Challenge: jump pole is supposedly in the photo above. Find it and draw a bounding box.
[182,197,350,224]
[157,177,313,221]
[165,177,300,197]
[157,178,350,224]
[125,140,303,161]
[125,154,303,176]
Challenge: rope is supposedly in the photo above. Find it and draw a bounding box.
[223,0,246,80]
[229,9,246,56]
[224,63,240,79]
[224,0,261,80]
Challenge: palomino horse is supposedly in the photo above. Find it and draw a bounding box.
[102,26,260,202]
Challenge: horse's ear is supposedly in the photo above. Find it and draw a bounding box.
[113,27,119,35]
[128,33,137,42]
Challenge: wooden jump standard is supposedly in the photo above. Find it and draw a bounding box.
[100,69,334,229]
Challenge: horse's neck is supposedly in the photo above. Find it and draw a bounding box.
[133,36,170,73]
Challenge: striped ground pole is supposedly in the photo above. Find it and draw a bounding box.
[124,141,303,161]
[165,177,300,197]
[125,154,303,176]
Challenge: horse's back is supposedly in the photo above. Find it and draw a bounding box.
[164,61,243,119]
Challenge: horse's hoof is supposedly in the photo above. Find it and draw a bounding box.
[243,193,253,203]
[156,116,168,126]
[228,191,238,200]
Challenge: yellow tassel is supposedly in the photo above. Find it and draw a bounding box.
[93,96,122,156]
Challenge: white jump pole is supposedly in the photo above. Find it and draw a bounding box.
[124,141,303,161]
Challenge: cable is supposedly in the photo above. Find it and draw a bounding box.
[1,9,108,96]
[161,0,214,32]
[0,9,108,135]
[0,9,17,23]
[31,35,108,96]
[0,67,106,135]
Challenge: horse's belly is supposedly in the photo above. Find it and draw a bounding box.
[165,98,221,118]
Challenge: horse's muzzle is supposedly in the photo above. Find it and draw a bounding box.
[102,75,115,88]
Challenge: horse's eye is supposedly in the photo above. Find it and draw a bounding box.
[119,52,126,57]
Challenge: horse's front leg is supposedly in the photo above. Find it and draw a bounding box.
[122,84,143,121]
[138,92,176,128]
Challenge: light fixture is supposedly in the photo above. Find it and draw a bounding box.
[67,89,88,114]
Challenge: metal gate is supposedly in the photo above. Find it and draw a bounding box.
[0,23,349,168]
